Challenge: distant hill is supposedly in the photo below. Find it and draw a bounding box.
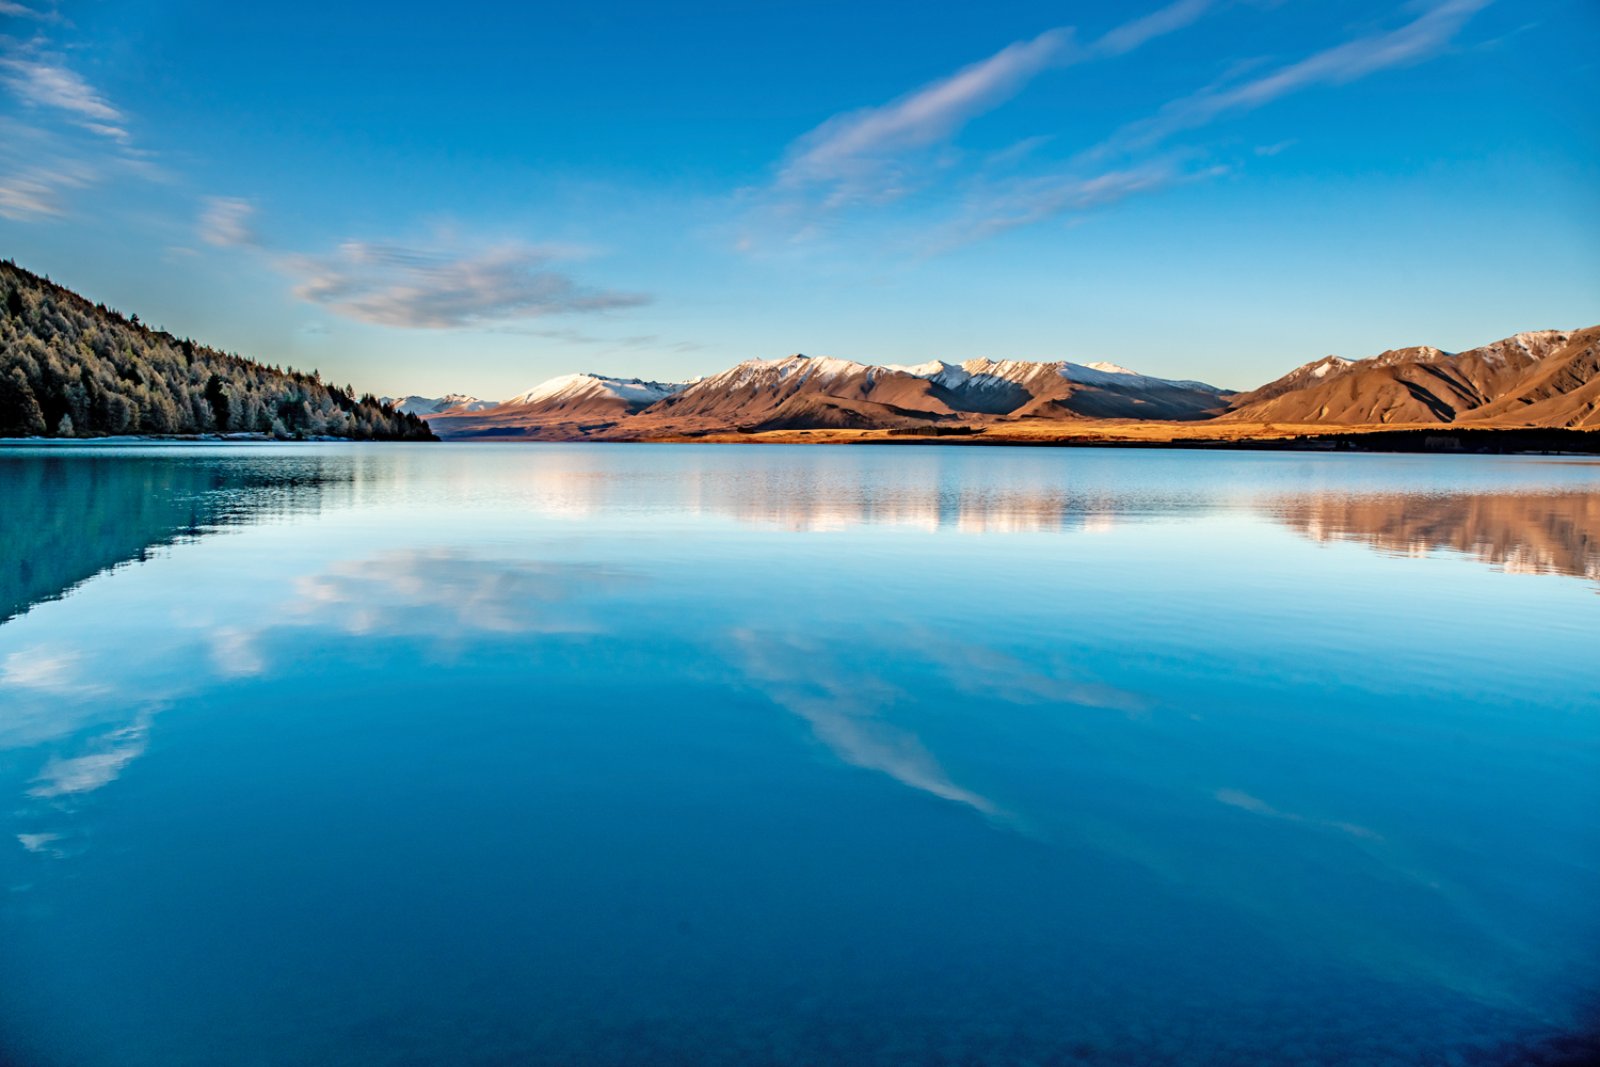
[423,374,686,438]
[380,393,498,416]
[1223,329,1600,428]
[0,261,434,440]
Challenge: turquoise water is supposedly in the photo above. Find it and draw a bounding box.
[1,443,1597,1066]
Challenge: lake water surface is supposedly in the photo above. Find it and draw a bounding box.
[2,443,1597,1066]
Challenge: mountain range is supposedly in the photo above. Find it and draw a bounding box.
[420,326,1600,441]
[5,260,1594,444]
[424,355,1237,439]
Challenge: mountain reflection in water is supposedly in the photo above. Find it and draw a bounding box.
[1269,490,1600,585]
[0,444,1595,1067]
[2,446,1598,627]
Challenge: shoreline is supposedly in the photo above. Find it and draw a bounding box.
[5,427,1597,455]
[0,433,426,446]
[445,424,1600,455]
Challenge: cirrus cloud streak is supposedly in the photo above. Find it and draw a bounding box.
[280,239,650,330]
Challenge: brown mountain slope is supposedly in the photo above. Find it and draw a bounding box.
[627,354,1232,432]
[1223,330,1583,426]
[639,356,955,426]
[1457,327,1600,428]
[427,373,687,439]
[412,327,1595,443]
[432,354,1232,439]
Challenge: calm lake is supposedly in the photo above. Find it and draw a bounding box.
[2,442,1597,1066]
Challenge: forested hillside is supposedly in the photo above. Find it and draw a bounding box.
[0,260,434,439]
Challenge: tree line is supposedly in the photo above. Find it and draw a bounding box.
[0,260,434,440]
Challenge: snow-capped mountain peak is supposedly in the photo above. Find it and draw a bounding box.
[1083,360,1136,375]
[381,394,497,416]
[504,373,688,410]
[684,354,875,393]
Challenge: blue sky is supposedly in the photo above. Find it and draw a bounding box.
[1,0,1596,396]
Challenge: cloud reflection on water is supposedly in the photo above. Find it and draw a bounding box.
[0,446,1594,1048]
[3,548,638,850]
[731,629,1003,818]
[29,714,152,799]
[286,549,629,643]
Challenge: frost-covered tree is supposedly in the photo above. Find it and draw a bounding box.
[0,260,435,440]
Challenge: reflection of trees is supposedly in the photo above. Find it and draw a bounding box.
[1270,491,1600,585]
[0,452,351,624]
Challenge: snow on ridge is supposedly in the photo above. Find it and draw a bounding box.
[882,356,1218,392]
[1462,329,1569,367]
[1084,360,1137,375]
[1371,346,1449,368]
[382,394,497,416]
[1060,360,1219,391]
[503,352,1226,407]
[1062,361,1154,387]
[883,359,961,378]
[437,393,494,409]
[506,372,686,407]
[1340,329,1568,373]
[687,353,875,392]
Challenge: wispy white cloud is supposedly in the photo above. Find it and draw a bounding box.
[775,27,1075,209]
[0,38,160,222]
[936,160,1217,249]
[0,53,126,140]
[949,0,1490,244]
[0,1,57,19]
[1092,0,1215,58]
[199,195,258,247]
[0,164,84,219]
[740,2,1219,251]
[192,196,655,332]
[1105,0,1494,155]
[282,239,650,329]
[746,0,1489,254]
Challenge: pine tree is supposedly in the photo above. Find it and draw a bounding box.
[0,367,48,436]
[205,373,231,431]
